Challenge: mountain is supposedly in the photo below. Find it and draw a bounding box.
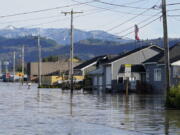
[43,38,180,60]
[0,27,131,45]
[0,35,180,63]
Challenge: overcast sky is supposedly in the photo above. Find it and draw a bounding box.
[0,0,180,39]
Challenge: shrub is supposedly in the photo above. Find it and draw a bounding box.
[166,84,180,109]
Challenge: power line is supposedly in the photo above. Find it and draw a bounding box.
[0,15,60,25]
[0,8,101,25]
[21,9,104,28]
[22,19,63,28]
[0,0,95,19]
[167,3,180,6]
[95,0,159,10]
[167,8,180,12]
[71,0,160,16]
[105,7,155,32]
[122,0,148,5]
[168,14,180,17]
[114,11,162,35]
[120,16,161,38]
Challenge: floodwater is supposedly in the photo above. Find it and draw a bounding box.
[0,83,180,135]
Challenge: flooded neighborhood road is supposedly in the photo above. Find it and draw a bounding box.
[0,83,180,135]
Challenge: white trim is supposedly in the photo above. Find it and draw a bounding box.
[81,61,97,70]
[171,60,180,66]
[81,56,107,70]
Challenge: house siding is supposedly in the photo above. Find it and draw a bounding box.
[144,64,166,94]
[171,66,180,86]
[144,62,180,94]
[105,66,112,89]
[111,48,160,90]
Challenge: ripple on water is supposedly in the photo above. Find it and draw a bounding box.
[0,83,179,135]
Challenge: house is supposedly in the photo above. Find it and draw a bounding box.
[144,43,180,94]
[88,45,163,92]
[74,55,108,76]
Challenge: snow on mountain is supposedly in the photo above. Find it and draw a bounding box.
[0,27,132,45]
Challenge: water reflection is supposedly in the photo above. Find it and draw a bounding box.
[70,93,73,117]
[0,83,179,135]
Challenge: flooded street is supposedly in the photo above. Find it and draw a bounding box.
[0,83,180,135]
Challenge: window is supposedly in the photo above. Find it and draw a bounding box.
[154,68,162,81]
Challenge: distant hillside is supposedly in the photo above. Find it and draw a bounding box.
[0,36,60,62]
[0,27,131,45]
[51,38,180,60]
[0,37,180,63]
[0,36,58,48]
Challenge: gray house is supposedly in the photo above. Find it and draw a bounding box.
[144,43,180,94]
[88,45,163,92]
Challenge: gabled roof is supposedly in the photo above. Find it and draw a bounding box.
[144,43,180,64]
[105,45,163,63]
[74,55,106,70]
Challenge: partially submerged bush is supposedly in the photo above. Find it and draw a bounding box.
[166,84,180,109]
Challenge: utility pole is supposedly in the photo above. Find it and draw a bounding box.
[0,61,2,77]
[21,45,24,85]
[62,10,83,93]
[162,0,170,96]
[37,35,42,87]
[13,51,16,82]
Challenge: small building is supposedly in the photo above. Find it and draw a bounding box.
[74,55,108,76]
[88,45,163,92]
[144,43,180,94]
[27,60,81,81]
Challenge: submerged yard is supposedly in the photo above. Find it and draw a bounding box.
[0,83,180,135]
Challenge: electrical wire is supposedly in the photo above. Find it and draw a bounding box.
[71,0,160,16]
[168,15,180,17]
[0,0,95,19]
[105,7,155,32]
[167,9,180,12]
[167,3,180,6]
[22,18,65,28]
[21,7,106,28]
[120,16,161,38]
[114,11,161,35]
[0,15,60,25]
[0,7,102,25]
[122,0,148,5]
[95,0,159,10]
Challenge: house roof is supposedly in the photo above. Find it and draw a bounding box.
[74,55,106,70]
[144,43,180,64]
[119,65,146,73]
[105,45,163,63]
[74,44,162,70]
